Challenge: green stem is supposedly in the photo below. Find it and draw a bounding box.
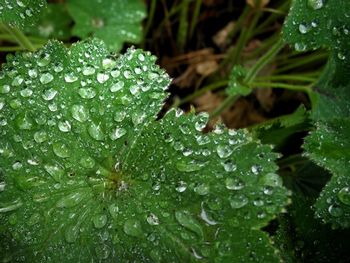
[256,74,316,82]
[211,38,284,119]
[0,33,47,44]
[144,0,157,38]
[1,24,36,52]
[177,0,190,51]
[275,52,328,73]
[0,45,41,52]
[189,0,202,38]
[250,81,312,93]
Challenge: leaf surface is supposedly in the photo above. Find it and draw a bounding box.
[0,39,289,261]
[0,0,47,29]
[67,0,146,51]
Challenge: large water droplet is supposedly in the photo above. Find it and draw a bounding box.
[114,110,126,122]
[194,183,210,195]
[53,142,70,158]
[12,76,23,86]
[44,164,64,182]
[298,23,309,34]
[225,177,245,190]
[34,131,48,143]
[79,156,95,169]
[338,187,350,205]
[229,194,248,209]
[71,105,89,122]
[110,127,127,140]
[221,160,237,172]
[260,173,282,187]
[307,0,324,10]
[93,214,108,229]
[16,114,33,130]
[56,192,86,208]
[217,145,233,158]
[97,72,109,83]
[123,219,143,237]
[0,181,6,192]
[42,88,57,101]
[82,66,96,76]
[58,120,71,132]
[88,123,104,141]
[78,87,96,99]
[39,72,54,84]
[0,198,23,213]
[64,72,78,83]
[328,203,343,217]
[65,224,79,243]
[147,213,160,225]
[175,181,187,192]
[110,81,124,92]
[175,210,203,237]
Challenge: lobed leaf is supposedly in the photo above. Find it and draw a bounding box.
[66,0,147,51]
[0,39,289,261]
[0,0,47,29]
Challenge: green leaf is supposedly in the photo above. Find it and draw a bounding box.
[0,39,289,261]
[0,0,47,29]
[66,0,146,51]
[225,65,251,97]
[24,3,72,40]
[304,119,350,228]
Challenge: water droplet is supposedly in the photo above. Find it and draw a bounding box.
[328,203,343,217]
[294,42,307,52]
[114,110,126,122]
[176,160,204,172]
[298,23,309,34]
[108,204,119,219]
[251,165,261,175]
[175,210,203,237]
[39,72,54,84]
[260,173,282,187]
[200,204,217,225]
[110,69,120,78]
[16,114,33,130]
[0,98,4,111]
[194,112,209,131]
[338,187,350,205]
[95,244,111,260]
[0,181,6,192]
[338,52,346,60]
[123,70,132,79]
[42,88,57,101]
[12,75,23,86]
[221,159,236,172]
[44,164,64,182]
[110,81,124,92]
[253,198,264,207]
[0,198,23,213]
[58,120,71,132]
[110,127,127,140]
[225,177,245,190]
[0,84,10,94]
[71,105,89,122]
[56,192,86,208]
[131,111,146,126]
[229,194,248,209]
[175,181,187,192]
[82,66,96,76]
[194,183,210,195]
[147,213,160,225]
[20,88,33,97]
[129,85,139,95]
[88,123,104,141]
[308,0,324,10]
[79,156,95,169]
[217,145,233,158]
[93,214,108,229]
[37,53,51,66]
[97,72,109,83]
[64,72,78,83]
[78,87,96,99]
[123,219,143,237]
[138,53,145,61]
[34,131,48,143]
[53,142,70,158]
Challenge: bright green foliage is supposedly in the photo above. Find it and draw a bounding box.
[24,4,72,40]
[226,65,250,96]
[0,39,289,261]
[67,0,146,51]
[283,0,350,228]
[304,119,350,228]
[0,0,47,29]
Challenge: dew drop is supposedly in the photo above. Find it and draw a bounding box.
[114,110,126,122]
[328,203,343,217]
[78,87,96,99]
[93,214,108,229]
[97,72,109,83]
[20,88,33,97]
[123,219,143,237]
[58,120,71,132]
[44,164,64,182]
[147,213,160,225]
[28,213,41,226]
[175,181,187,192]
[110,81,124,92]
[87,123,104,140]
[194,183,210,195]
[82,66,96,76]
[34,131,48,143]
[65,224,79,243]
[0,84,10,94]
[298,23,309,34]
[79,156,95,169]
[64,72,78,83]
[175,210,203,237]
[221,159,237,172]
[12,75,23,86]
[217,145,233,159]
[52,142,70,158]
[194,112,209,131]
[0,181,6,192]
[260,173,282,187]
[110,127,127,140]
[307,0,324,10]
[225,177,245,190]
[56,192,86,208]
[71,104,89,122]
[42,88,57,101]
[39,72,54,84]
[0,198,23,213]
[229,194,248,209]
[338,187,350,205]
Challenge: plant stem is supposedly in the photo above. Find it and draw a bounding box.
[256,74,316,82]
[210,38,284,119]
[1,24,36,52]
[177,0,190,51]
[189,0,202,39]
[144,0,157,38]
